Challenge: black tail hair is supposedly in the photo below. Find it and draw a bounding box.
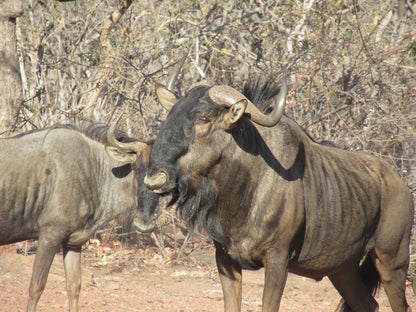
[360,253,381,296]
[337,254,381,312]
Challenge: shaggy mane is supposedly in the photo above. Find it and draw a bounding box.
[8,120,138,145]
[242,74,282,113]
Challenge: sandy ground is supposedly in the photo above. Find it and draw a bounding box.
[0,243,415,312]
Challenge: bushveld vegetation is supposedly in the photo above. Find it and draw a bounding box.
[5,0,416,267]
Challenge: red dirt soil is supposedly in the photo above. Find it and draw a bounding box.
[0,243,415,312]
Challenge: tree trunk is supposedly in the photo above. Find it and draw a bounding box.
[0,0,23,135]
[86,0,133,122]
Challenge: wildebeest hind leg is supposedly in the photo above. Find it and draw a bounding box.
[372,248,412,312]
[329,263,379,312]
[63,244,82,312]
[27,234,61,312]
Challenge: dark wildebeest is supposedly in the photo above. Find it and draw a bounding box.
[0,117,159,312]
[143,70,414,311]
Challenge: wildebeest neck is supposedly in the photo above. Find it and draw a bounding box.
[230,118,305,182]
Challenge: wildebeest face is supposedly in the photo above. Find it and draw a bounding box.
[133,145,159,232]
[144,85,247,194]
[104,117,159,233]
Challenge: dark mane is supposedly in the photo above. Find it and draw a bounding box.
[242,76,342,149]
[8,120,138,145]
[242,75,282,113]
[177,174,230,248]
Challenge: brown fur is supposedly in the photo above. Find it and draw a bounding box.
[145,76,414,311]
[0,124,158,312]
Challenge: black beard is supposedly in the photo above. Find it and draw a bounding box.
[177,174,230,248]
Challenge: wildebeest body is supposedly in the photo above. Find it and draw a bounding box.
[1,129,130,246]
[219,117,410,276]
[144,74,413,311]
[0,124,158,312]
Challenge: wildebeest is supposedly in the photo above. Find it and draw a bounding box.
[143,70,414,311]
[0,117,159,312]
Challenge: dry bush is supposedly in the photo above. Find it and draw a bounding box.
[12,0,416,258]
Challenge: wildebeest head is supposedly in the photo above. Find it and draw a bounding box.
[105,114,159,232]
[134,144,160,233]
[144,71,288,198]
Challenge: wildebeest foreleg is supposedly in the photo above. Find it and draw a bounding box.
[262,248,289,312]
[63,244,82,312]
[215,243,242,312]
[27,234,61,312]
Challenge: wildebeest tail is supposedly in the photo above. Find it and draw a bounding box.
[360,253,381,296]
[337,254,381,312]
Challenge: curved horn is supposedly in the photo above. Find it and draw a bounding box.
[107,112,146,153]
[208,72,288,127]
[165,52,188,92]
[156,53,189,111]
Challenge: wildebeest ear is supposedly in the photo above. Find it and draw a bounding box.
[105,146,137,163]
[221,99,248,129]
[156,85,178,111]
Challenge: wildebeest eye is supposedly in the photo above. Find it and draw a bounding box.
[199,115,210,123]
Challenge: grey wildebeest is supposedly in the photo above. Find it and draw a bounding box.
[143,70,414,311]
[0,117,159,312]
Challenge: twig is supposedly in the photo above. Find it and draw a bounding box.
[306,60,318,109]
[407,0,416,14]
[151,232,168,258]
[304,104,350,128]
[85,0,134,119]
[159,208,208,240]
[286,0,317,54]
[176,228,194,260]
